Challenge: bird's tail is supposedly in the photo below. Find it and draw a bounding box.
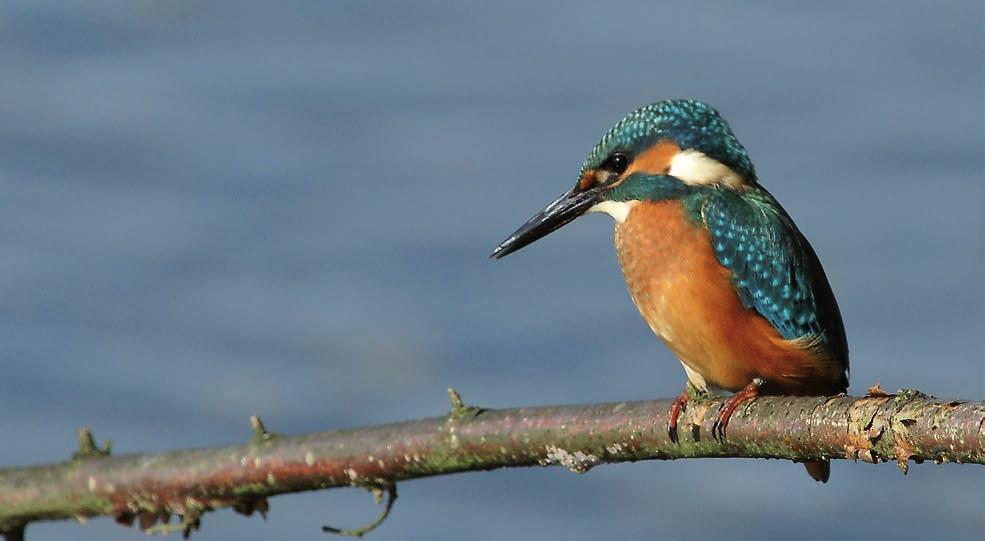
[803,460,830,482]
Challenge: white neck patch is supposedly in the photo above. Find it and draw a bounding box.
[668,149,745,188]
[587,200,637,223]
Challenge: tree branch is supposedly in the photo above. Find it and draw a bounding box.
[1,389,982,538]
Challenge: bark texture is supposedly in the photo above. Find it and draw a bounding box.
[1,390,982,539]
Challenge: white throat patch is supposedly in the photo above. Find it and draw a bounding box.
[668,149,745,188]
[587,200,638,223]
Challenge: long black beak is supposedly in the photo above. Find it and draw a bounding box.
[490,186,601,259]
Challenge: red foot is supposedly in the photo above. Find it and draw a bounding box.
[667,388,691,443]
[712,378,765,442]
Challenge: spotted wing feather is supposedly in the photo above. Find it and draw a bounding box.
[701,189,849,379]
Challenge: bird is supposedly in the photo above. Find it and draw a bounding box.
[490,99,848,482]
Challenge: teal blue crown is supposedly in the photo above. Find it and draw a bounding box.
[581,99,757,182]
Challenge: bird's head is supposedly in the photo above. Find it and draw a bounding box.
[491,99,756,259]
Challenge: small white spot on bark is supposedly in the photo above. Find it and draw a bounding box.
[305,452,316,466]
[606,442,626,454]
[540,445,600,473]
[87,476,96,492]
[345,468,359,481]
[253,457,261,468]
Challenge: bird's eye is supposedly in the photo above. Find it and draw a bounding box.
[601,152,630,175]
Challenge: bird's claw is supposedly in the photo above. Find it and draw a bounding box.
[711,412,729,443]
[667,388,691,444]
[711,378,764,443]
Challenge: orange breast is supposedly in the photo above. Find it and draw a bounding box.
[614,200,841,395]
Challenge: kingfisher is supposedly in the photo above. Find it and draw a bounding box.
[491,99,848,482]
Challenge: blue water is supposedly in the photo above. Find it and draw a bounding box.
[1,2,982,539]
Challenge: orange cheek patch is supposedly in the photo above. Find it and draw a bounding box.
[577,170,597,191]
[625,141,680,177]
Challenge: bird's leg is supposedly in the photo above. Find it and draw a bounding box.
[712,378,765,442]
[667,381,704,443]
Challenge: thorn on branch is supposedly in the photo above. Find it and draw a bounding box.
[72,427,111,460]
[144,509,202,539]
[1,523,25,541]
[447,388,483,420]
[250,415,279,444]
[138,511,160,531]
[866,383,889,397]
[322,484,397,538]
[232,497,269,520]
[447,388,465,410]
[896,452,913,474]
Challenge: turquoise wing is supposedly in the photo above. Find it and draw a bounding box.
[701,188,849,367]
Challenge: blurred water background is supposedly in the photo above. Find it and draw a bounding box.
[1,2,983,539]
